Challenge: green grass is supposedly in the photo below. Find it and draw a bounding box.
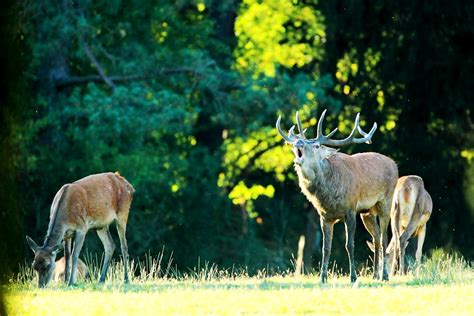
[4,249,474,315]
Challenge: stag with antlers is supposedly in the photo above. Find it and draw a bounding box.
[276,109,398,282]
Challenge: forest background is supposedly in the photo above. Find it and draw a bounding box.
[1,0,473,278]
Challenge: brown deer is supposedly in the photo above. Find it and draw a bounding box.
[53,256,89,282]
[26,172,134,287]
[276,109,398,282]
[367,176,433,275]
[384,175,432,274]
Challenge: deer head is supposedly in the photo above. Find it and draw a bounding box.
[276,109,377,167]
[26,236,63,288]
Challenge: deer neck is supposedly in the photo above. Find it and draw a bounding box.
[43,184,70,248]
[310,158,333,192]
[43,212,67,248]
[297,156,338,215]
[298,156,329,186]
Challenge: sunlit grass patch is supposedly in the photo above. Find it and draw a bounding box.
[5,249,473,315]
[409,248,471,285]
[5,279,474,315]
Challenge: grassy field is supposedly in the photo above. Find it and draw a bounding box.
[4,250,474,315]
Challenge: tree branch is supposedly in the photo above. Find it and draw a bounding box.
[55,62,216,89]
[78,33,116,90]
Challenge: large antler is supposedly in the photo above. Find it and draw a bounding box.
[308,109,377,147]
[276,109,377,147]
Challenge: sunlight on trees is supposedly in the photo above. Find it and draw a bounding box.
[235,0,326,77]
[229,181,275,218]
[220,127,294,189]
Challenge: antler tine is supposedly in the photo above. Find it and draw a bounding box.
[325,127,338,138]
[295,111,306,139]
[322,113,359,147]
[323,112,378,147]
[307,109,338,144]
[276,115,297,143]
[350,112,361,140]
[356,122,377,144]
[288,125,298,138]
[316,109,327,139]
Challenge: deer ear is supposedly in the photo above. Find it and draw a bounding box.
[26,236,39,253]
[50,243,63,255]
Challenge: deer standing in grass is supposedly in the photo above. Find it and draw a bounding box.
[276,110,398,282]
[386,176,432,274]
[26,172,134,287]
[368,176,432,274]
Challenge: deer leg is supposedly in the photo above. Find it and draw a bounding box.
[390,202,401,275]
[399,211,424,275]
[97,227,116,283]
[415,224,427,267]
[68,230,86,286]
[116,221,130,283]
[386,237,396,276]
[404,235,418,273]
[379,213,390,281]
[375,235,397,276]
[320,218,334,283]
[399,212,422,273]
[344,212,357,283]
[63,237,72,283]
[360,212,381,279]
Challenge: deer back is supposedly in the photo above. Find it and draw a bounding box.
[393,176,432,233]
[348,152,398,210]
[59,172,134,230]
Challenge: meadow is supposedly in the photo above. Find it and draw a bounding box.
[3,250,473,315]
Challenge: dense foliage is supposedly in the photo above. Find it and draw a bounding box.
[1,0,473,276]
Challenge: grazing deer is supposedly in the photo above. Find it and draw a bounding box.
[26,172,134,287]
[367,176,433,275]
[276,110,398,282]
[53,256,89,282]
[385,175,432,274]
